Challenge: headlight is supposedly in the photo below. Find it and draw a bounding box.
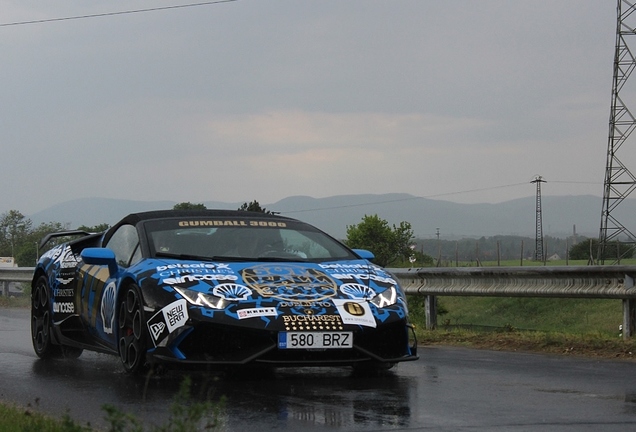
[174,287,226,309]
[370,286,398,308]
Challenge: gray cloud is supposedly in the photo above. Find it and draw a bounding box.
[0,0,617,215]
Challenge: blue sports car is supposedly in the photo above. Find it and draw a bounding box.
[31,210,418,373]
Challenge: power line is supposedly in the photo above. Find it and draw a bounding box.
[0,0,238,27]
[279,180,602,215]
[281,182,530,215]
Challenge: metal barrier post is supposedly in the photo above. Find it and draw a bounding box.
[1,281,7,297]
[623,299,636,340]
[425,295,437,330]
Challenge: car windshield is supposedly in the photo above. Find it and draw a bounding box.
[143,216,358,262]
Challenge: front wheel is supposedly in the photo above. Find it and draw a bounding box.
[117,284,148,374]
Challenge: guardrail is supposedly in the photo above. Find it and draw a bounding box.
[4,265,636,339]
[389,266,636,339]
[0,267,34,297]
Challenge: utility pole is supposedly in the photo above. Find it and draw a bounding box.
[435,228,441,267]
[599,0,636,263]
[532,176,546,262]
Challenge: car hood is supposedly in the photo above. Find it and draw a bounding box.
[145,258,400,305]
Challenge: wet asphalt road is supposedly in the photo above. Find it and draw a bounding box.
[2,307,636,431]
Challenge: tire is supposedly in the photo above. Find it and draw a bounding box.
[31,276,60,359]
[117,284,148,374]
[31,276,84,360]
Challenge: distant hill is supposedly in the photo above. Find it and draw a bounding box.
[28,193,622,240]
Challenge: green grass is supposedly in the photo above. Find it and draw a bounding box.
[0,376,224,432]
[435,297,622,335]
[406,293,636,359]
[0,295,29,308]
[0,403,90,432]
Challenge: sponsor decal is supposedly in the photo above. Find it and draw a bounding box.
[149,322,166,341]
[237,307,278,320]
[332,299,376,328]
[282,314,344,331]
[55,275,75,285]
[279,301,332,308]
[213,283,251,300]
[101,282,116,334]
[340,283,376,300]
[147,299,189,345]
[162,273,238,285]
[156,262,231,272]
[53,301,74,313]
[329,273,397,284]
[319,263,371,269]
[242,265,338,302]
[58,247,79,268]
[54,288,75,297]
[156,262,237,285]
[178,220,287,227]
[166,300,187,328]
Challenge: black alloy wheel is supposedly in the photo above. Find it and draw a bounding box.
[31,276,57,358]
[31,276,84,359]
[118,284,148,374]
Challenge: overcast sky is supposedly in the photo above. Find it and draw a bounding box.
[0,1,621,215]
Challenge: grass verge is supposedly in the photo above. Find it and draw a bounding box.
[0,376,225,432]
[416,327,636,360]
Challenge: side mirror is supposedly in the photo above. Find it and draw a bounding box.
[81,248,118,276]
[352,249,375,260]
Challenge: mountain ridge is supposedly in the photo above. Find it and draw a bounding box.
[26,193,618,240]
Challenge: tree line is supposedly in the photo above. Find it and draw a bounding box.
[416,235,633,264]
[2,203,626,268]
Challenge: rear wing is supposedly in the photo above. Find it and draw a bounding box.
[39,230,93,249]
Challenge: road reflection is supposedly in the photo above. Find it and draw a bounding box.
[30,354,414,431]
[223,367,412,429]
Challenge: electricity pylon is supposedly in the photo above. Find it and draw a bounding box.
[598,0,636,263]
[532,176,546,262]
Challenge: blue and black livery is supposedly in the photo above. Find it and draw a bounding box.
[31,209,418,373]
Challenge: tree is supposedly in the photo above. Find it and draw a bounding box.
[173,202,207,210]
[16,221,67,266]
[238,200,272,213]
[0,210,32,258]
[77,223,110,233]
[569,238,634,261]
[345,214,414,267]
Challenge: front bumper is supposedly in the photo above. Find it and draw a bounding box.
[146,320,419,368]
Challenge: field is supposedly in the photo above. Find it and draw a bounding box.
[407,292,636,360]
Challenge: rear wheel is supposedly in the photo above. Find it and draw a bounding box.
[117,284,148,374]
[31,276,84,359]
[31,276,57,358]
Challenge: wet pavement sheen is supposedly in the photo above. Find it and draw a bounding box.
[2,307,636,431]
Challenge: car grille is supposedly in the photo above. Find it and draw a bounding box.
[175,320,410,365]
[176,324,276,363]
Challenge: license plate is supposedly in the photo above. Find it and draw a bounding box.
[278,332,353,349]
